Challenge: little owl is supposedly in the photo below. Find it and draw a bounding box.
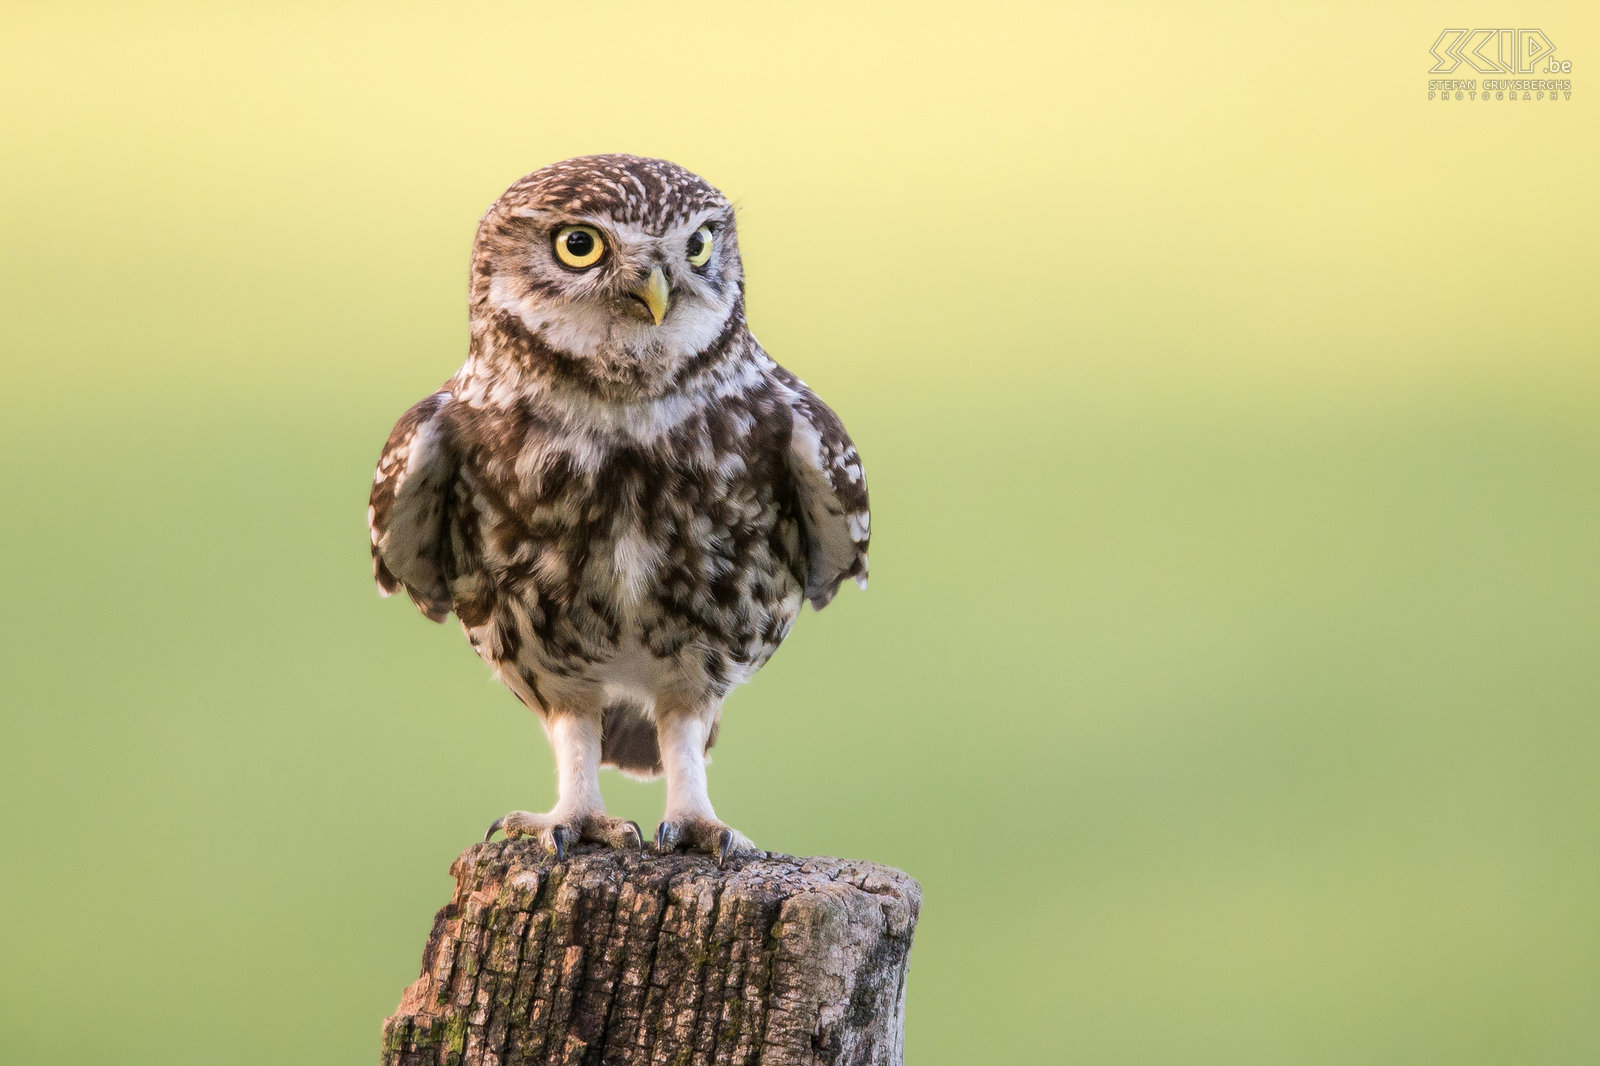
[367,155,870,862]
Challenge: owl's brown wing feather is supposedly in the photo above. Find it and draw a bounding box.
[772,366,871,610]
[368,390,459,623]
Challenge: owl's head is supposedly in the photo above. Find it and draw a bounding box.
[467,155,745,396]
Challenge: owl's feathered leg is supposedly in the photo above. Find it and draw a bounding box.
[485,712,642,856]
[652,700,758,864]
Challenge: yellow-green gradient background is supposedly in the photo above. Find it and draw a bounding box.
[3,2,1597,1062]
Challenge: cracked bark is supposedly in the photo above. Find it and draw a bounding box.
[382,840,921,1066]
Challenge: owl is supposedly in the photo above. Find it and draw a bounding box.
[367,155,869,862]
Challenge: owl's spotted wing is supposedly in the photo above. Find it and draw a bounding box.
[368,390,459,623]
[772,366,870,610]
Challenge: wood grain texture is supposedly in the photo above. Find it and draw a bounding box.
[382,840,921,1066]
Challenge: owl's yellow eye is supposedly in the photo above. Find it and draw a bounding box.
[553,225,605,269]
[686,225,713,267]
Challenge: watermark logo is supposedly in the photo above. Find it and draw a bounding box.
[1430,30,1563,73]
[1428,29,1573,101]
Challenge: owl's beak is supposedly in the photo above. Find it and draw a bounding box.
[627,266,672,326]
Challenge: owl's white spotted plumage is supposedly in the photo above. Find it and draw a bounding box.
[368,155,869,861]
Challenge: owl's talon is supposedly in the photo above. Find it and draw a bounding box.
[625,821,644,848]
[551,824,569,861]
[486,809,639,853]
[653,816,754,861]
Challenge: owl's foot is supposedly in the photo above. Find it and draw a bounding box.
[653,816,758,866]
[485,809,643,859]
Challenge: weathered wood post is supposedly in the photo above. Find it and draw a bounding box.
[382,839,921,1066]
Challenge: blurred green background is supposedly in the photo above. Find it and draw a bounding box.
[4,2,1598,1063]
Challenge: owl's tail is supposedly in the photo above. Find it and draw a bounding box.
[600,700,663,780]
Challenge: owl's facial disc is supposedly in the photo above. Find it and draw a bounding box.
[537,213,734,343]
[475,203,740,385]
[539,216,719,332]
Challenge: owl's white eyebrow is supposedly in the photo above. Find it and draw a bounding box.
[666,215,724,240]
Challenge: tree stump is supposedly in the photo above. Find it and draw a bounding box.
[381,840,921,1066]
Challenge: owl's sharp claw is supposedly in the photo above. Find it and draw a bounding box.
[488,810,636,853]
[653,817,752,861]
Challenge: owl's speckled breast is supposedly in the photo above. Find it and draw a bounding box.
[445,378,808,701]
